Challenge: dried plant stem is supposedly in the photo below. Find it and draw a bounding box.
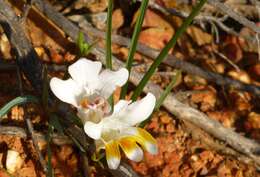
[0,125,72,145]
[208,0,260,34]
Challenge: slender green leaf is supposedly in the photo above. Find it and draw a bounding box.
[131,0,207,101]
[68,113,84,128]
[106,0,113,69]
[83,41,96,56]
[155,70,181,110]
[42,65,49,109]
[77,31,87,55]
[49,114,64,135]
[139,70,181,127]
[0,95,39,120]
[77,31,96,57]
[66,133,86,153]
[106,0,114,110]
[120,0,149,99]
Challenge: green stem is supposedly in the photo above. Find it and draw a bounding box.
[131,0,207,101]
[106,0,113,69]
[155,70,181,110]
[0,95,38,120]
[106,0,114,109]
[139,70,181,127]
[120,0,149,99]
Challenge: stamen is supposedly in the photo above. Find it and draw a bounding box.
[100,137,107,145]
[80,97,89,108]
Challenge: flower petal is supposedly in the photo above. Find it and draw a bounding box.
[123,127,158,155]
[114,93,156,125]
[84,121,103,140]
[78,108,104,124]
[112,100,131,115]
[68,58,102,86]
[105,141,121,169]
[50,77,82,107]
[118,137,143,162]
[98,68,129,98]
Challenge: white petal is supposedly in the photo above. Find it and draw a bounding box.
[114,93,156,125]
[78,108,104,124]
[105,141,121,169]
[126,146,143,162]
[107,157,120,170]
[84,121,103,140]
[68,58,102,86]
[112,100,131,115]
[118,137,143,162]
[122,127,158,155]
[50,77,82,107]
[98,68,129,98]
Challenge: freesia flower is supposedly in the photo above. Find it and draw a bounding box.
[81,93,158,169]
[50,58,129,114]
[50,58,158,169]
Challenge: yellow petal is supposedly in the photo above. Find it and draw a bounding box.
[128,128,158,155]
[105,141,121,169]
[118,137,143,162]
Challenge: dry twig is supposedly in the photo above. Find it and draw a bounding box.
[0,125,72,145]
[208,0,260,34]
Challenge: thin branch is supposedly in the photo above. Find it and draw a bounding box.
[0,125,72,145]
[109,162,140,177]
[0,0,43,92]
[208,0,260,34]
[213,49,240,72]
[80,151,91,177]
[20,0,35,24]
[24,117,48,172]
[0,61,67,72]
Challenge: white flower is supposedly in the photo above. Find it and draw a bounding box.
[81,93,158,169]
[50,58,157,169]
[50,58,129,114]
